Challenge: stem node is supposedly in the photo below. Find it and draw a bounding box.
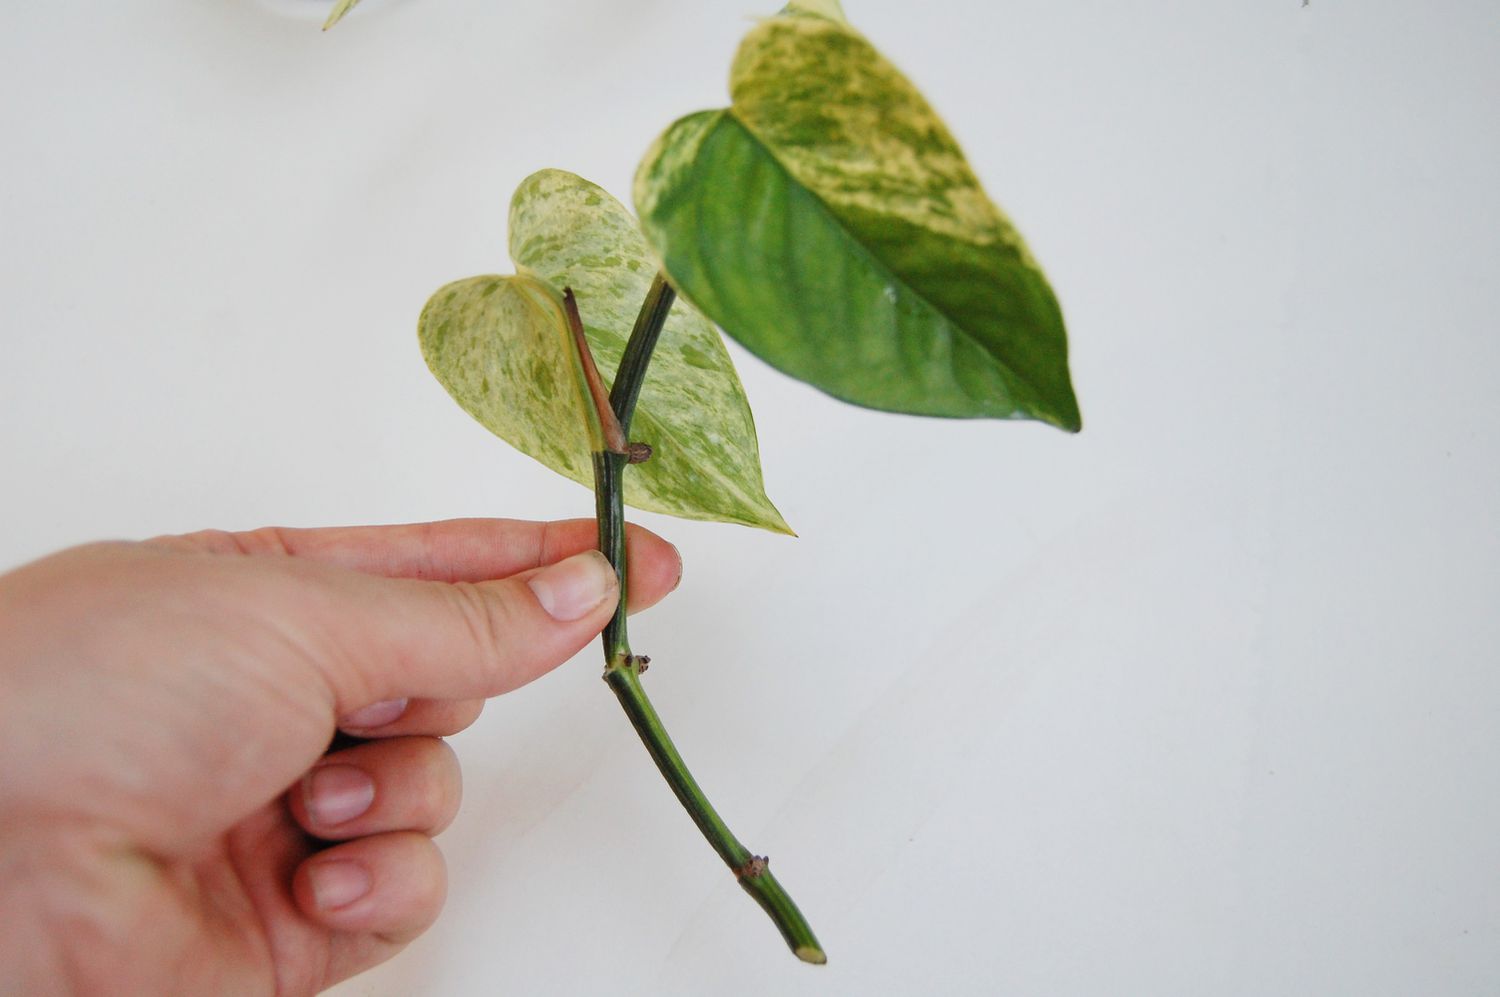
[736,855,770,880]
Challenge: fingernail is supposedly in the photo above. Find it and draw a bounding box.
[339,697,408,730]
[309,860,372,911]
[302,765,375,827]
[669,542,684,592]
[527,550,617,621]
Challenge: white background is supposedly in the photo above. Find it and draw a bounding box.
[3,1,1497,994]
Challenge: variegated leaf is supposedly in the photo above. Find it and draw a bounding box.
[634,5,1081,431]
[421,170,790,534]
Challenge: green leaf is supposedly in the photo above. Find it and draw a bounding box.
[420,170,791,534]
[323,0,363,30]
[634,9,1081,432]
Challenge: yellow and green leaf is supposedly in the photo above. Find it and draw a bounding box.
[634,6,1080,431]
[420,170,790,533]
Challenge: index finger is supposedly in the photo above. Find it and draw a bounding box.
[161,518,682,614]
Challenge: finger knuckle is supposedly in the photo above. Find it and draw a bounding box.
[444,582,517,693]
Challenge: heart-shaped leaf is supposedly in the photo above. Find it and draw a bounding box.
[420,170,791,534]
[634,7,1080,431]
[323,0,363,30]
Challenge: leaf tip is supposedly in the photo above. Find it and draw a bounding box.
[323,0,360,30]
[732,490,795,536]
[762,505,797,536]
[1027,399,1082,434]
[1050,390,1083,434]
[779,0,849,24]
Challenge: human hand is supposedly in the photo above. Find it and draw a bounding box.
[0,518,681,995]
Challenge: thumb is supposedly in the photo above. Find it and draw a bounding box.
[316,548,620,711]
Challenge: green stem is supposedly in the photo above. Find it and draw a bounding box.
[593,448,630,668]
[585,272,825,964]
[594,271,675,666]
[608,271,676,430]
[605,667,826,962]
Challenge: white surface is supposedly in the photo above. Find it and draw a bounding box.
[3,1,1497,993]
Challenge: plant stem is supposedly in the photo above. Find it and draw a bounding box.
[608,271,677,431]
[593,270,675,665]
[583,272,825,965]
[593,448,631,668]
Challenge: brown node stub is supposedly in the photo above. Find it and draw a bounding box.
[630,654,651,675]
[737,855,770,880]
[627,441,653,464]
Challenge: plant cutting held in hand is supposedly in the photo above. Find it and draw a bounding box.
[403,0,1077,963]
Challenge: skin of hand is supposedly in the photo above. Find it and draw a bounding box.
[0,518,681,996]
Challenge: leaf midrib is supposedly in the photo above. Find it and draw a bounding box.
[719,108,1035,404]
